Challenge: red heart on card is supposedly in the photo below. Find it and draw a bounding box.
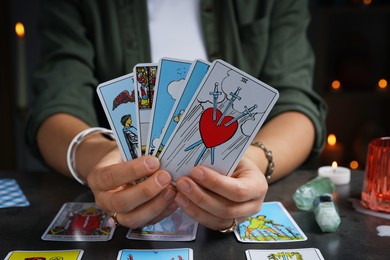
[199,107,238,148]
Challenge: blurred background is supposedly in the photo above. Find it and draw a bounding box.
[1,0,389,172]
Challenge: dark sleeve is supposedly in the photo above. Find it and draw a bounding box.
[214,0,327,163]
[26,0,98,157]
[25,0,127,158]
[262,1,327,163]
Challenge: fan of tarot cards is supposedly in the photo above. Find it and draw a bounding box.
[96,57,279,182]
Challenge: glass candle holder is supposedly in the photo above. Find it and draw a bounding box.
[361,137,390,213]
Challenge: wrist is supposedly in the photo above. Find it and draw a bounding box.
[251,141,275,181]
[67,127,116,185]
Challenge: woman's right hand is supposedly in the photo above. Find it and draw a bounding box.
[87,148,178,228]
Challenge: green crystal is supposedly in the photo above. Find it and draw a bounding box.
[293,176,336,211]
[313,194,341,232]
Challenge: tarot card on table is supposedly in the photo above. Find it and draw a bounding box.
[126,208,198,241]
[42,202,115,241]
[4,250,84,260]
[235,202,307,243]
[245,248,324,260]
[0,179,29,208]
[117,248,193,260]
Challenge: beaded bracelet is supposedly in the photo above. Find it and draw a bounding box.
[66,127,115,186]
[250,141,274,180]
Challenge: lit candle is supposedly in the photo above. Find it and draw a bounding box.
[318,161,351,185]
[15,22,27,112]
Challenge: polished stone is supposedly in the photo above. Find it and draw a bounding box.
[293,176,336,211]
[313,194,341,232]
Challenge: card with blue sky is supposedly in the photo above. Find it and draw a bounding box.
[235,202,307,243]
[117,248,193,260]
[154,59,210,157]
[145,57,192,156]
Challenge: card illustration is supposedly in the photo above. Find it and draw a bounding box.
[134,63,158,154]
[146,58,192,156]
[117,248,193,260]
[42,202,115,241]
[4,250,84,260]
[159,59,279,182]
[154,59,210,157]
[126,208,198,241]
[235,202,307,243]
[245,248,324,260]
[97,73,140,160]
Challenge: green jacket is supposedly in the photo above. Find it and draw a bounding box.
[27,0,327,164]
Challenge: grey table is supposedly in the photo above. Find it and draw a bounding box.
[1,169,389,259]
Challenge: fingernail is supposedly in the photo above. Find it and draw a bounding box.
[190,167,204,181]
[157,172,171,187]
[175,195,189,208]
[163,189,175,201]
[144,156,160,171]
[177,179,191,193]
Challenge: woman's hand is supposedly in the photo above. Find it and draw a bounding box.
[87,149,178,228]
[174,156,268,230]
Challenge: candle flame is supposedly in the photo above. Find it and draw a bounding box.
[327,134,337,146]
[332,161,338,168]
[15,22,25,38]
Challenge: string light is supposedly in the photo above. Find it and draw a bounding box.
[350,160,359,170]
[331,80,341,91]
[378,79,387,90]
[363,0,372,6]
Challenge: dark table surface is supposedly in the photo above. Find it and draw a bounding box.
[1,169,389,260]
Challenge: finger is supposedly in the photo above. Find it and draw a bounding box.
[188,159,267,202]
[175,177,262,220]
[113,187,177,229]
[175,191,251,230]
[89,156,160,191]
[95,170,173,213]
[143,202,178,227]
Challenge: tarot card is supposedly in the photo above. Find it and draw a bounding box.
[235,201,307,243]
[245,248,324,260]
[159,59,279,182]
[146,57,192,156]
[97,73,140,161]
[4,249,84,260]
[154,59,210,157]
[0,179,30,208]
[126,208,198,241]
[41,202,115,241]
[117,248,193,260]
[134,63,158,154]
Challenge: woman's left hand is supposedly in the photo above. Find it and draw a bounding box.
[174,156,268,230]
